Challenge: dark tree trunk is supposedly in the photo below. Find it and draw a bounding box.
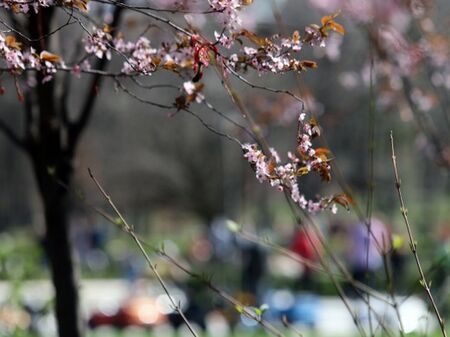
[40,177,82,337]
[0,6,123,337]
[44,193,81,337]
[30,114,82,337]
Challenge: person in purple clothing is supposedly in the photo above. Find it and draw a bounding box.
[348,217,391,287]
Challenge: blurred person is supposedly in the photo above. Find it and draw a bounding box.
[347,217,391,289]
[241,242,265,296]
[289,226,322,290]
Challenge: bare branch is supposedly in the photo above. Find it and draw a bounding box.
[183,108,242,146]
[390,131,448,337]
[91,0,223,14]
[225,64,305,106]
[113,78,174,109]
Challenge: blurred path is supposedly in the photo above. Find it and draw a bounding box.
[0,280,432,336]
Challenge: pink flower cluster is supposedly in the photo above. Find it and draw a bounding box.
[0,0,87,13]
[209,0,242,28]
[115,36,158,75]
[227,37,309,75]
[85,27,113,60]
[0,0,54,13]
[85,28,161,75]
[0,8,343,102]
[242,112,336,214]
[224,21,344,75]
[0,34,60,82]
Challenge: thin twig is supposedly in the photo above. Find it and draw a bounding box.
[89,0,192,36]
[88,168,200,337]
[90,0,223,14]
[365,55,376,337]
[390,131,448,337]
[281,315,303,337]
[381,250,405,336]
[183,108,242,146]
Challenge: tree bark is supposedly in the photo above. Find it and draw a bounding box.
[41,180,82,337]
[30,141,82,337]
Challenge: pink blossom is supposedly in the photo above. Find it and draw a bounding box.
[121,37,157,75]
[183,81,196,95]
[209,0,242,28]
[85,27,112,60]
[214,31,234,49]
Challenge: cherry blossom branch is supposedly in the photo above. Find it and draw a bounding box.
[88,168,200,337]
[390,131,448,337]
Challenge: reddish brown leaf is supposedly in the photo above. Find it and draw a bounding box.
[300,60,318,69]
[5,36,22,50]
[40,51,61,63]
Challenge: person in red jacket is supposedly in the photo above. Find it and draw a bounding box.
[290,226,322,290]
